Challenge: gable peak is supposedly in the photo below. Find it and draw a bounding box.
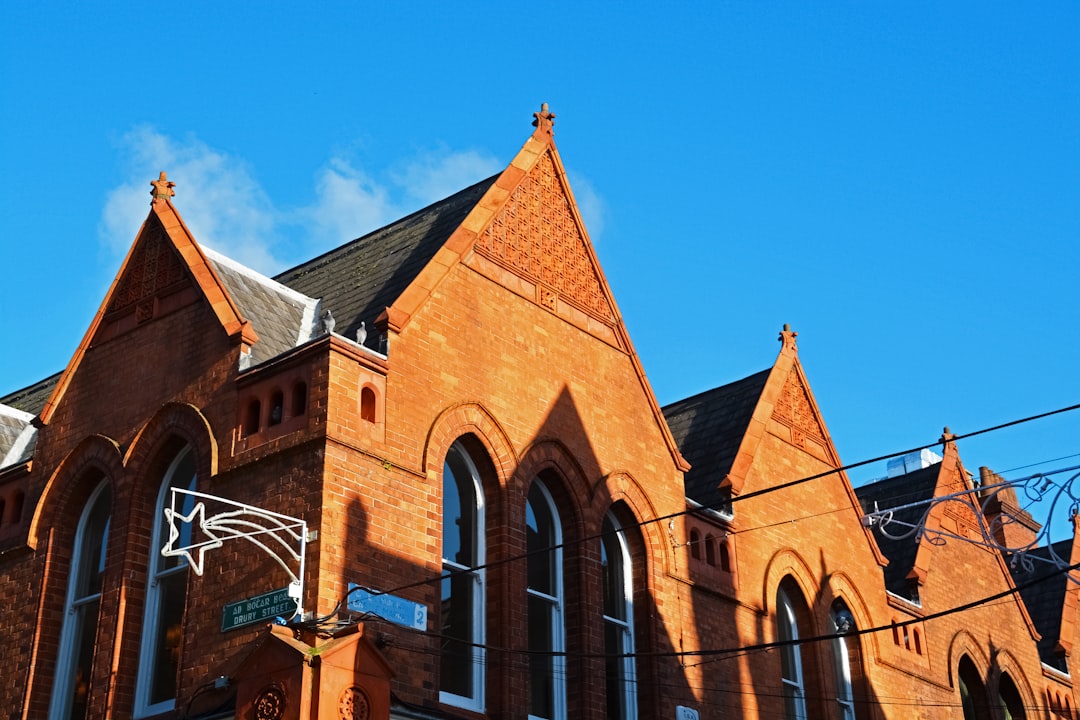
[150,171,176,205]
[532,102,556,138]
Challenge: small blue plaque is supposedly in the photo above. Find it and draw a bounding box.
[347,583,428,631]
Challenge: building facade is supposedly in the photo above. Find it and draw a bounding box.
[0,107,1075,719]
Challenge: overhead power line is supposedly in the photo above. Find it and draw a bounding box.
[340,401,1080,610]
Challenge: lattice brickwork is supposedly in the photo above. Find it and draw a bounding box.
[106,217,189,322]
[476,150,613,323]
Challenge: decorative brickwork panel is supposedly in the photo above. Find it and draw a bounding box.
[476,151,614,324]
[107,217,189,319]
[771,371,827,448]
[339,687,371,720]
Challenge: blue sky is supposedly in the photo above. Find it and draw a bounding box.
[2,3,1077,538]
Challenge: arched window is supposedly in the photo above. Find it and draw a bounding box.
[291,381,307,417]
[959,655,990,720]
[243,398,261,436]
[705,534,716,566]
[831,600,858,720]
[997,673,1026,720]
[527,479,565,720]
[719,540,732,573]
[268,389,284,426]
[601,512,637,720]
[689,528,701,560]
[440,442,485,710]
[777,578,816,720]
[50,480,112,720]
[360,387,377,423]
[135,448,196,717]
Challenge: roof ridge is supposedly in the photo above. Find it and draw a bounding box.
[273,173,501,282]
[662,368,771,412]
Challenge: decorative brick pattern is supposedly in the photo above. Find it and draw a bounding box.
[476,150,613,324]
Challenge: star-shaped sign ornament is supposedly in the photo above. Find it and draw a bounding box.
[161,501,224,576]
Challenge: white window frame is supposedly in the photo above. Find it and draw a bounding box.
[49,479,111,720]
[439,443,486,711]
[831,604,856,720]
[134,448,195,718]
[527,480,566,720]
[777,585,807,720]
[602,513,637,720]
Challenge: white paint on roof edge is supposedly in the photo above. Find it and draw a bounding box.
[1,422,36,469]
[0,403,34,423]
[202,245,319,307]
[202,244,321,347]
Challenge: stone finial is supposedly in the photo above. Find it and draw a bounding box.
[532,102,556,136]
[940,426,957,444]
[150,171,176,203]
[778,323,798,351]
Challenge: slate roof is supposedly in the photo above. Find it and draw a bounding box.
[854,464,942,601]
[662,369,771,508]
[1009,539,1073,671]
[203,247,321,366]
[0,372,60,416]
[274,175,499,343]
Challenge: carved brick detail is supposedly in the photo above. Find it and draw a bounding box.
[338,686,371,720]
[771,371,826,448]
[107,217,189,319]
[254,684,286,720]
[476,150,613,323]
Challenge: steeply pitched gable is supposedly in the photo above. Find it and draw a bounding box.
[37,177,257,425]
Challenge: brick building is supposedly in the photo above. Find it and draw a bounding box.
[0,106,1076,719]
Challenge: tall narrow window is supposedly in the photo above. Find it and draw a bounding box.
[602,513,637,720]
[50,480,112,720]
[440,443,485,710]
[831,601,857,720]
[997,673,1026,720]
[777,583,807,720]
[959,656,990,720]
[527,480,565,720]
[135,448,196,717]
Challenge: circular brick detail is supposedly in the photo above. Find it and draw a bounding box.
[338,686,371,719]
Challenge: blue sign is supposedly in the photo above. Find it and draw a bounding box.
[347,583,428,631]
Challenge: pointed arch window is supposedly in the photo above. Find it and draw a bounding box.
[135,448,196,717]
[997,672,1026,720]
[527,479,565,720]
[777,583,807,720]
[602,512,637,720]
[50,480,112,720]
[958,655,990,720]
[440,442,485,710]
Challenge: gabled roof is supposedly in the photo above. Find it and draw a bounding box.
[204,247,320,366]
[663,369,770,507]
[855,464,941,600]
[37,185,258,425]
[274,175,498,342]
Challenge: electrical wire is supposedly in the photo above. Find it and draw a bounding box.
[328,401,1080,609]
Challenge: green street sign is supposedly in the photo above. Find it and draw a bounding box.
[221,587,297,632]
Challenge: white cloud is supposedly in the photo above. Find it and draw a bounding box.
[566,171,605,240]
[100,127,280,273]
[99,131,510,276]
[291,157,399,253]
[392,147,503,207]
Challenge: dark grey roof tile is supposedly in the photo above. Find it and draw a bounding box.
[274,175,499,342]
[663,369,771,507]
